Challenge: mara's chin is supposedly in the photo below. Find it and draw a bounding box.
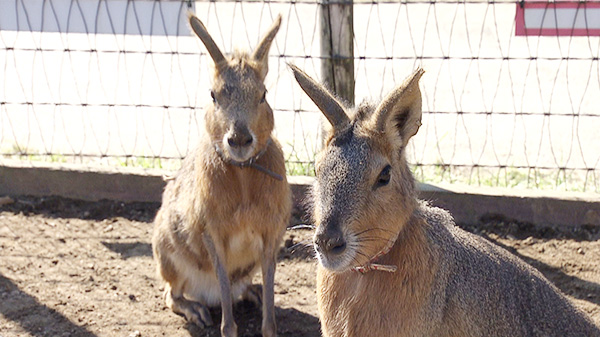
[224,145,255,163]
[315,250,355,273]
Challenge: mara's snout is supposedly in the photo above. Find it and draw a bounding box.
[222,122,256,163]
[314,224,350,271]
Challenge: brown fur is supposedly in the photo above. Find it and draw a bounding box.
[152,14,290,337]
[289,64,600,337]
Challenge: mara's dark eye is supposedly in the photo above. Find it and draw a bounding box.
[210,90,216,103]
[260,91,267,104]
[375,165,391,189]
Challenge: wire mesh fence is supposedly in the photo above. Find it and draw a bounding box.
[1,0,599,192]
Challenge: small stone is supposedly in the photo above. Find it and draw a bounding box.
[0,196,14,206]
[129,330,141,337]
[522,236,535,245]
[577,247,585,255]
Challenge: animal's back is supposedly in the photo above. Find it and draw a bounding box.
[421,204,600,337]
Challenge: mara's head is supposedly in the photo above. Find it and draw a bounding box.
[189,13,281,163]
[289,65,424,272]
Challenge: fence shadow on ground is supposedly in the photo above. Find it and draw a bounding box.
[463,218,600,242]
[0,273,98,337]
[0,195,160,223]
[101,241,153,259]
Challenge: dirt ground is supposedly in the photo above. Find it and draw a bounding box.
[0,195,599,337]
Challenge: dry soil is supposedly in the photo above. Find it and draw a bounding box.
[0,196,598,337]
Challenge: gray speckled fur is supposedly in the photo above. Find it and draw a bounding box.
[420,204,599,336]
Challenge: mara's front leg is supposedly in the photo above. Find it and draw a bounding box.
[202,232,237,337]
[261,242,278,337]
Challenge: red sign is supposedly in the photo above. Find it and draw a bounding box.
[516,1,600,36]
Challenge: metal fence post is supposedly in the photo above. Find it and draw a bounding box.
[320,0,355,107]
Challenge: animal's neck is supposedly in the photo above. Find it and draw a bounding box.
[351,230,400,274]
[398,216,437,276]
[384,214,434,281]
[213,138,283,181]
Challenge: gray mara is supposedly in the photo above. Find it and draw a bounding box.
[289,64,600,337]
[152,13,291,337]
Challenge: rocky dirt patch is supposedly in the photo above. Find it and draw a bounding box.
[0,196,598,336]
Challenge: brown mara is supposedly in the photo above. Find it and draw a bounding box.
[152,13,291,337]
[289,64,600,337]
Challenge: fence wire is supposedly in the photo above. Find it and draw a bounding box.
[0,0,599,192]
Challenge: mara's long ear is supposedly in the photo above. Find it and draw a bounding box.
[252,14,282,79]
[288,64,350,133]
[372,68,424,147]
[188,12,227,70]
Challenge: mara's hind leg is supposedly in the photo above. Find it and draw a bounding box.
[242,283,263,307]
[165,283,214,328]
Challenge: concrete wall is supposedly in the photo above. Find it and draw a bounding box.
[1,160,599,227]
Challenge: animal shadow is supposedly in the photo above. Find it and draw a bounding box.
[184,301,320,337]
[0,273,98,337]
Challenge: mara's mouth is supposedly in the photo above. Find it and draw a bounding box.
[216,138,258,164]
[314,246,355,272]
[313,235,358,272]
[220,129,258,163]
[223,143,256,163]
[314,228,398,272]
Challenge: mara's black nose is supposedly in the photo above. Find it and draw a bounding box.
[227,131,253,149]
[315,228,347,256]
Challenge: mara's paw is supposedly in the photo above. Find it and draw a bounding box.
[187,301,214,328]
[168,294,214,328]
